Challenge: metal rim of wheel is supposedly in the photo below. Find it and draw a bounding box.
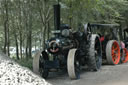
[39,53,49,78]
[88,34,102,71]
[33,51,49,78]
[106,40,120,65]
[121,48,128,63]
[94,35,102,70]
[84,23,91,35]
[67,49,80,80]
[33,51,41,74]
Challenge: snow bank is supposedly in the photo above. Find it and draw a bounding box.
[0,52,51,85]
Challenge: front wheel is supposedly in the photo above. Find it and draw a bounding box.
[33,51,49,78]
[67,49,80,80]
[33,51,41,74]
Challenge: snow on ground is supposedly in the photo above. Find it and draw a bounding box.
[0,51,51,85]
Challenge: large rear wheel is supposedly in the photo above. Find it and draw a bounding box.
[106,40,120,65]
[67,49,80,80]
[87,34,102,71]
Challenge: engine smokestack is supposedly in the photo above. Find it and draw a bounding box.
[54,4,60,30]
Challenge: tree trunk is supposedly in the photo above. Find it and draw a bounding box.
[14,32,19,60]
[19,0,23,59]
[4,20,7,54]
[28,3,32,59]
[7,25,10,56]
[35,38,37,51]
[39,38,42,50]
[43,26,46,50]
[28,31,32,58]
[19,32,23,59]
[25,38,29,59]
[3,0,9,55]
[47,22,50,40]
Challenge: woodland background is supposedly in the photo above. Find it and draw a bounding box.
[0,0,128,68]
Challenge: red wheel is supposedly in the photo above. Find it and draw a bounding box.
[106,40,120,65]
[121,48,128,63]
[111,41,120,64]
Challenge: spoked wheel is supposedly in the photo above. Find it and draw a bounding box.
[39,51,49,78]
[33,50,49,78]
[67,49,80,80]
[106,40,120,65]
[121,48,128,63]
[87,34,102,71]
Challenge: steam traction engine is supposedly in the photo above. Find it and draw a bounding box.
[33,4,102,79]
[90,24,128,65]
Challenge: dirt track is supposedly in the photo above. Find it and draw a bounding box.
[47,63,128,85]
